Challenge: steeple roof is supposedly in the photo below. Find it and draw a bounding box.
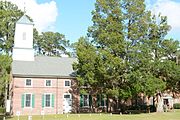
[16,15,33,25]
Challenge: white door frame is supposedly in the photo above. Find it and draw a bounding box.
[63,93,72,113]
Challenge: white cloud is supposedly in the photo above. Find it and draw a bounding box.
[148,0,180,30]
[154,0,180,29]
[5,0,58,32]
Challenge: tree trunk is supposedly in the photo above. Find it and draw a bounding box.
[146,96,150,113]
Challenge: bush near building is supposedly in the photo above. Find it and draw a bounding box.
[173,103,180,109]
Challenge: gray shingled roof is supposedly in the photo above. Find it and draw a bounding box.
[16,15,33,25]
[12,56,77,78]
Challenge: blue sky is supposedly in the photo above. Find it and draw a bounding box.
[51,0,180,43]
[55,0,96,43]
[9,0,180,43]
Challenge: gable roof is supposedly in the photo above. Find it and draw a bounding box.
[12,56,77,78]
[16,15,33,25]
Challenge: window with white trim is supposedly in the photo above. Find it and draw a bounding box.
[65,80,71,87]
[25,79,32,86]
[100,98,107,107]
[83,95,89,106]
[80,94,92,107]
[97,94,107,107]
[45,94,51,107]
[22,93,34,108]
[42,93,54,108]
[25,94,31,107]
[45,80,51,86]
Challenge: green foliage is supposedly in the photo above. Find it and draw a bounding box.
[34,31,70,56]
[0,55,12,106]
[74,0,180,104]
[106,88,119,97]
[173,103,180,109]
[0,107,5,114]
[0,1,24,54]
[73,37,101,92]
[126,71,166,97]
[0,55,12,85]
[80,89,89,95]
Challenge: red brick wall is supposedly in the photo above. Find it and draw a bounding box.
[11,77,78,115]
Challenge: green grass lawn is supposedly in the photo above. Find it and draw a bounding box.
[3,110,180,120]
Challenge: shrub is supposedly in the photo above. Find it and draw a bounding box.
[173,103,180,109]
[0,107,5,114]
[127,105,156,112]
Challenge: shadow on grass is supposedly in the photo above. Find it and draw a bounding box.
[0,115,14,120]
[0,115,4,120]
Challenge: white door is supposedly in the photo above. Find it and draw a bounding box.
[63,94,72,113]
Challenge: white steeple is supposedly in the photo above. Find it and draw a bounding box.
[12,15,34,61]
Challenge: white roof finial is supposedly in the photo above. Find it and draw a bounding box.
[23,2,26,14]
